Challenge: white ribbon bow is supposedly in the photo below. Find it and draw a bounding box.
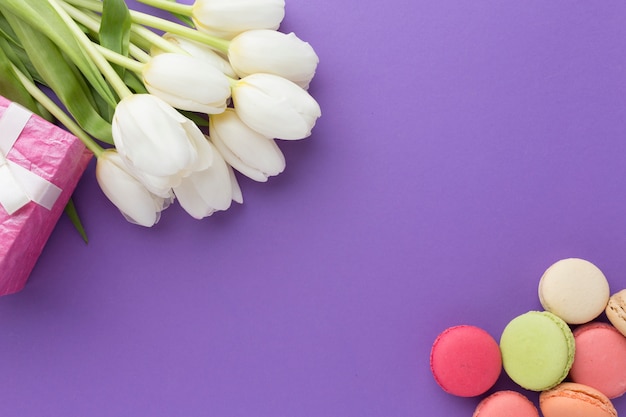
[0,103,62,215]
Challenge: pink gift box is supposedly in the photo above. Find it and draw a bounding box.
[0,96,93,295]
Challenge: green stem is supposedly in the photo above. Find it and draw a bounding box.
[130,20,188,55]
[136,0,193,16]
[12,64,103,157]
[51,0,132,99]
[94,44,146,74]
[129,44,152,63]
[62,0,230,53]
[62,0,188,54]
[131,9,230,53]
[59,0,101,32]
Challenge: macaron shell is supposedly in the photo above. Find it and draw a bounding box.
[540,382,617,417]
[472,390,539,417]
[430,325,502,397]
[606,289,626,338]
[499,311,574,391]
[538,258,610,324]
[570,322,626,399]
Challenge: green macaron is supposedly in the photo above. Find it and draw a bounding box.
[499,311,575,391]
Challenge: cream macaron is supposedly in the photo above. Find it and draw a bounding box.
[538,258,610,324]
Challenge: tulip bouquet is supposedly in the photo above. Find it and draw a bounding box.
[0,0,320,227]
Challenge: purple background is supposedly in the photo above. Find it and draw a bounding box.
[1,0,626,415]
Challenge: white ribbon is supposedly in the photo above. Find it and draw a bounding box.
[0,103,62,215]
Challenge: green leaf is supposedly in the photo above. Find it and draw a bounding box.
[100,0,131,77]
[65,198,88,243]
[0,37,44,116]
[0,17,48,87]
[0,37,42,84]
[5,13,114,144]
[181,111,209,127]
[171,13,195,28]
[0,0,118,107]
[123,70,148,94]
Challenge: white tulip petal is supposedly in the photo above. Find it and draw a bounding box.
[192,0,285,38]
[234,88,309,139]
[211,130,269,182]
[232,74,321,140]
[229,30,318,88]
[96,150,170,227]
[144,89,226,115]
[210,109,285,178]
[182,123,214,172]
[228,166,243,204]
[113,95,200,177]
[173,180,211,219]
[128,168,184,197]
[143,53,231,114]
[174,142,236,219]
[112,94,214,180]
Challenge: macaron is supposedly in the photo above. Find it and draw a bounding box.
[538,258,610,324]
[606,289,626,337]
[499,311,575,391]
[430,325,501,397]
[539,382,617,417]
[569,322,626,399]
[472,390,539,417]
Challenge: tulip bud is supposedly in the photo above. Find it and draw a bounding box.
[229,30,318,89]
[153,33,237,79]
[96,150,173,227]
[174,141,242,219]
[192,0,285,39]
[143,53,231,114]
[210,109,285,182]
[112,94,213,178]
[232,73,321,140]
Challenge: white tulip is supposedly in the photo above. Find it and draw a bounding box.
[192,0,285,39]
[173,141,242,219]
[153,33,237,78]
[112,94,213,179]
[229,30,318,89]
[231,73,321,140]
[143,53,231,114]
[210,109,285,182]
[96,149,173,227]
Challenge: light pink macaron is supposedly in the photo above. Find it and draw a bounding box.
[473,390,539,417]
[569,322,626,398]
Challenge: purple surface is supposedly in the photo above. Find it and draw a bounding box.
[1,0,626,415]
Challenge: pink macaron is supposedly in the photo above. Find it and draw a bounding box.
[569,322,626,398]
[473,391,540,417]
[430,325,502,397]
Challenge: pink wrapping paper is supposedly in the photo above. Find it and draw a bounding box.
[0,96,93,295]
